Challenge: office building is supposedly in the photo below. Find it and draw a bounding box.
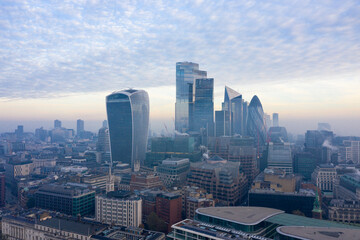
[0,171,5,207]
[175,62,207,133]
[187,155,248,205]
[267,142,293,174]
[76,119,84,135]
[130,172,163,191]
[193,78,214,135]
[168,206,360,239]
[252,168,298,193]
[327,199,360,224]
[293,153,317,180]
[334,173,360,200]
[318,122,331,131]
[273,113,279,127]
[247,95,267,155]
[215,110,230,137]
[343,140,360,163]
[106,89,149,171]
[312,165,337,192]
[222,86,245,135]
[5,160,34,179]
[96,191,142,227]
[156,158,190,188]
[35,183,95,216]
[268,126,288,142]
[54,119,61,128]
[156,192,182,232]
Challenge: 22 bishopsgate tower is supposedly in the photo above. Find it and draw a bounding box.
[106,89,149,172]
[175,62,207,133]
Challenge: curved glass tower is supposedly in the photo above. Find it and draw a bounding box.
[106,89,149,171]
[247,95,267,154]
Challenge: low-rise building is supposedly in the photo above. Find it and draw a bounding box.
[156,158,190,188]
[35,183,95,216]
[312,164,337,192]
[96,191,142,227]
[130,172,163,191]
[327,199,360,224]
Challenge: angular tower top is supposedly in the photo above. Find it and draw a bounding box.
[224,86,241,102]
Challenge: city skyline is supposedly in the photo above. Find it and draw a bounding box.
[0,0,359,135]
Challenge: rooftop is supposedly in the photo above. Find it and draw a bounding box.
[38,217,105,236]
[277,226,360,240]
[196,207,284,226]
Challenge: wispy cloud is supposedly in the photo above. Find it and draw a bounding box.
[0,0,359,99]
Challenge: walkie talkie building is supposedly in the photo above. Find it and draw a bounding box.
[106,89,149,172]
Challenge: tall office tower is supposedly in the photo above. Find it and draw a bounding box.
[243,101,248,135]
[267,142,293,173]
[106,89,149,171]
[77,119,84,135]
[102,120,108,128]
[273,113,279,127]
[318,122,331,131]
[215,110,231,137]
[193,78,214,136]
[247,95,267,154]
[175,62,207,133]
[96,127,110,153]
[54,119,62,128]
[264,113,271,131]
[222,86,244,135]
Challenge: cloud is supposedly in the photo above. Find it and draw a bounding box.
[0,0,359,99]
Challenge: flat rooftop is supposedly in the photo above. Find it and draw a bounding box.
[277,226,360,240]
[196,207,284,226]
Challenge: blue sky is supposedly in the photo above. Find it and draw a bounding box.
[0,0,359,135]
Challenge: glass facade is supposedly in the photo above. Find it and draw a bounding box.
[222,86,245,136]
[175,62,207,133]
[247,95,267,153]
[193,78,214,135]
[106,89,149,171]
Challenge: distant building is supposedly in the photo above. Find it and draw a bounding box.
[82,174,108,193]
[35,183,95,216]
[312,165,337,192]
[273,113,279,127]
[187,155,248,205]
[267,142,293,174]
[5,160,34,179]
[215,110,231,137]
[54,119,62,128]
[106,89,149,171]
[193,78,214,136]
[293,152,317,180]
[252,168,299,193]
[96,191,142,227]
[247,95,267,155]
[268,126,288,142]
[0,171,5,207]
[130,172,163,191]
[175,62,207,133]
[76,119,84,135]
[181,186,214,219]
[334,173,360,200]
[156,158,190,188]
[343,140,360,164]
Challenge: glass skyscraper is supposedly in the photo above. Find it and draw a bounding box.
[175,62,207,133]
[247,95,267,154]
[222,86,246,136]
[106,89,149,171]
[193,78,214,136]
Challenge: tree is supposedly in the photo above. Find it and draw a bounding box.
[146,212,168,233]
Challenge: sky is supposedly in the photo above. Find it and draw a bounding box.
[0,0,359,135]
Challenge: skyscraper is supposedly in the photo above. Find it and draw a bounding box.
[54,119,61,128]
[222,86,245,135]
[106,89,149,171]
[273,113,279,127]
[77,119,84,135]
[175,62,207,133]
[247,95,267,155]
[193,78,214,136]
